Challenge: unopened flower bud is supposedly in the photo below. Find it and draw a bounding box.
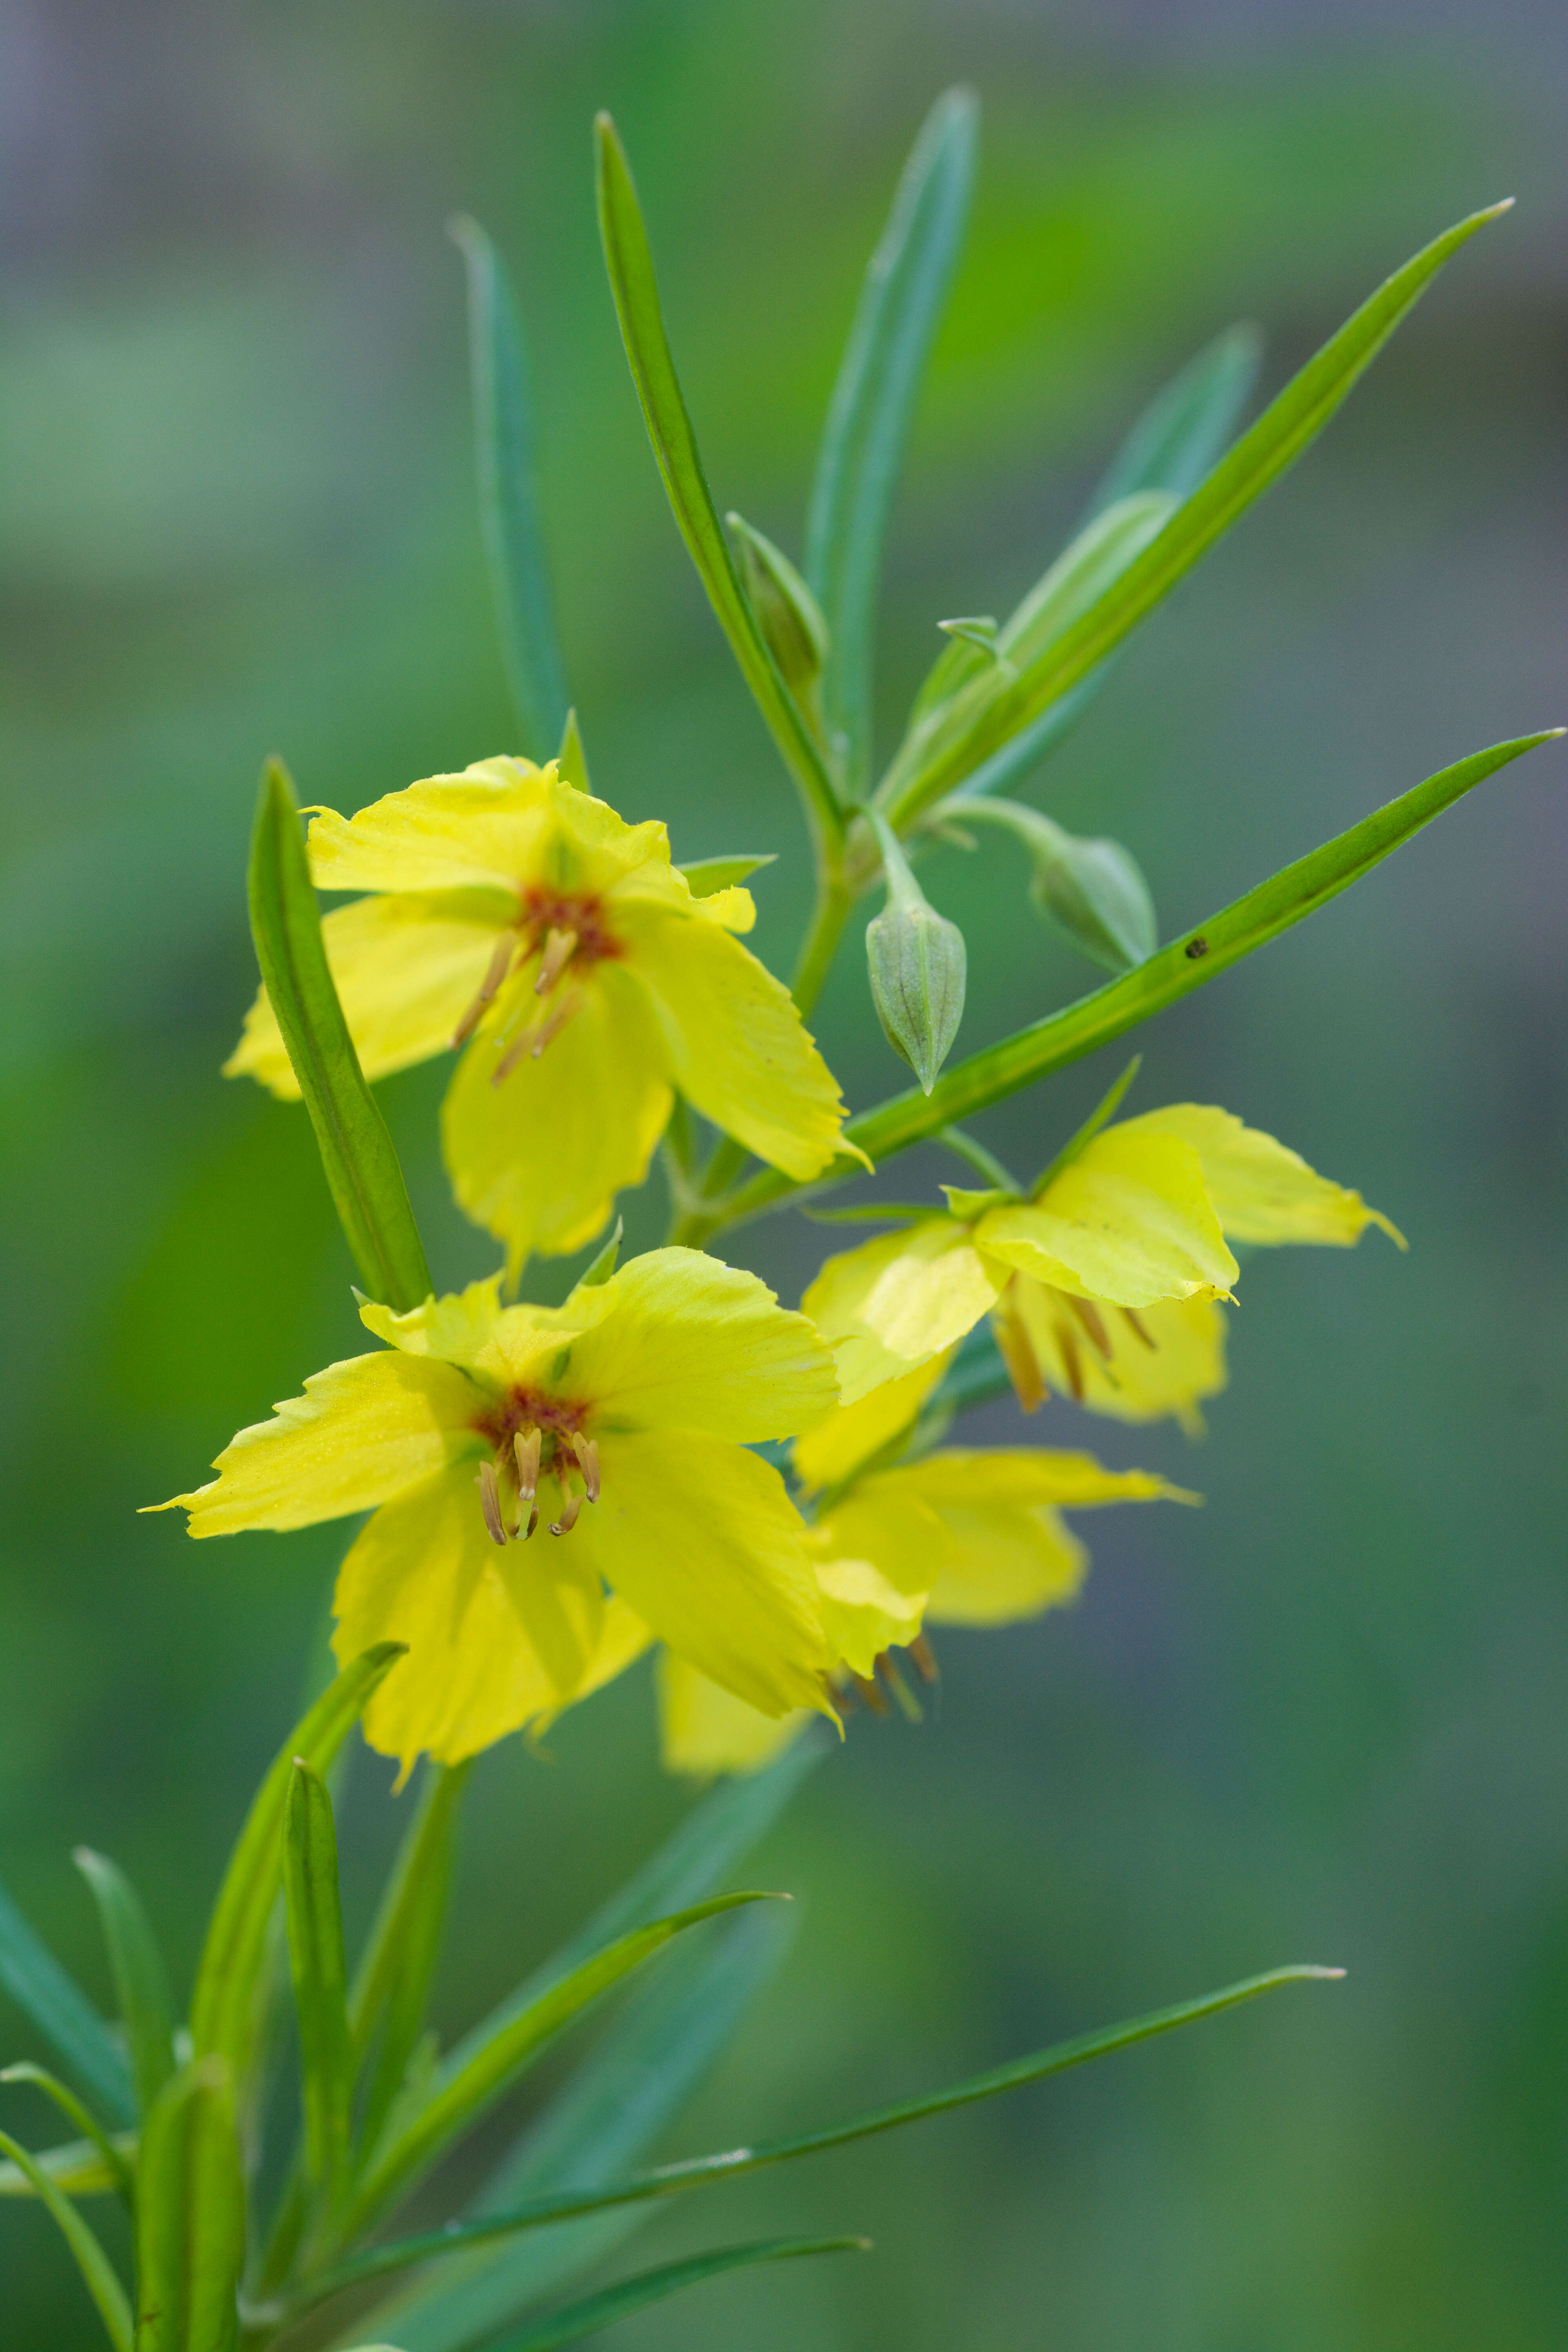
[727,512,829,723]
[864,815,966,1094]
[948,797,1156,973]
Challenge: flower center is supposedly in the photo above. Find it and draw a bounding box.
[450,890,623,1068]
[471,1386,600,1545]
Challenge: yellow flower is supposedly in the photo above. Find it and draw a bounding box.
[225,757,854,1269]
[147,1249,840,1771]
[804,1103,1403,1432]
[657,1390,1194,1779]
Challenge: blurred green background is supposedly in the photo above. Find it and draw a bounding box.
[3,0,1564,2343]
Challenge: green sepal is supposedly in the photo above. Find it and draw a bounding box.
[864,814,966,1093]
[678,852,777,897]
[1030,1056,1143,1197]
[573,1218,623,1292]
[71,1849,176,2120]
[555,708,589,793]
[450,215,570,757]
[246,760,434,1312]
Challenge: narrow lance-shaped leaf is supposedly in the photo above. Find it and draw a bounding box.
[366,1905,797,2352]
[593,114,842,851]
[712,732,1561,1231]
[188,1644,405,2094]
[350,1758,470,2163]
[0,2062,135,2205]
[806,87,978,794]
[285,1964,1338,2318]
[247,761,433,1311]
[0,2127,132,2351]
[340,1893,783,2243]
[0,2127,138,2202]
[134,2059,245,2352]
[0,1875,135,2126]
[72,1850,176,2120]
[880,201,1514,824]
[949,323,1264,800]
[466,2235,868,2352]
[451,216,570,756]
[283,1761,354,2214]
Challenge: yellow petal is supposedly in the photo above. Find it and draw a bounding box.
[1008,1280,1228,1435]
[148,1351,477,1536]
[577,1430,831,1718]
[565,1247,837,1441]
[442,962,672,1269]
[681,884,755,932]
[924,1502,1085,1626]
[812,1556,929,1677]
[617,901,849,1182]
[1114,1103,1406,1249]
[890,1448,1198,1512]
[809,1483,952,1602]
[332,1463,600,1771]
[978,1127,1238,1307]
[359,1276,506,1364]
[657,1652,808,1780]
[792,1352,953,1492]
[224,891,514,1100]
[305,759,675,901]
[802,1221,1001,1405]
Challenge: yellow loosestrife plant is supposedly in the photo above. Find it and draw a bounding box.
[2,86,1556,2352]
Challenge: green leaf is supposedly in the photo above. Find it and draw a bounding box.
[0,2126,132,2350]
[188,1645,405,2095]
[451,216,569,757]
[284,1762,354,2215]
[0,2123,138,2200]
[593,115,841,849]
[805,87,978,795]
[343,1894,783,2242]
[350,1759,470,2163]
[949,323,1262,801]
[357,1906,797,2352]
[1088,321,1263,517]
[717,731,1562,1230]
[886,492,1175,808]
[0,2062,135,2203]
[882,201,1513,823]
[289,1964,1338,2315]
[247,760,433,1312]
[134,2060,245,2352]
[0,1875,135,2125]
[677,853,777,897]
[72,1850,176,2120]
[472,2235,868,2352]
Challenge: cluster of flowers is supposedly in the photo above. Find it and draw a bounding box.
[156,756,1397,1779]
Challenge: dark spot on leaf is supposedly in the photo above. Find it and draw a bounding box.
[1184,936,1208,960]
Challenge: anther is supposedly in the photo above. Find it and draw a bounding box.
[1066,1294,1113,1361]
[908,1633,939,1684]
[490,991,582,1087]
[451,934,517,1049]
[1121,1306,1158,1351]
[477,1459,508,1546]
[549,1490,584,1537]
[1054,1321,1085,1402]
[514,1427,541,1500]
[849,1671,890,1717]
[991,1296,1044,1412]
[570,1432,600,1503]
[534,926,578,996]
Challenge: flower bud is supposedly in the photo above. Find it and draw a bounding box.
[864,815,966,1094]
[948,797,1156,972]
[727,512,829,722]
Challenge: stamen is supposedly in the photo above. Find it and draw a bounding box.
[877,1653,924,1723]
[513,1426,541,1500]
[570,1433,600,1503]
[908,1633,939,1684]
[534,926,579,996]
[451,934,517,1049]
[519,1502,539,1541]
[1121,1306,1158,1351]
[1054,1321,1085,1402]
[490,989,583,1086]
[849,1670,889,1717]
[549,1489,584,1537]
[991,1294,1044,1412]
[476,1459,508,1546]
[1065,1294,1113,1361]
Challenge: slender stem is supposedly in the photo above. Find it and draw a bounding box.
[790,866,854,1020]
